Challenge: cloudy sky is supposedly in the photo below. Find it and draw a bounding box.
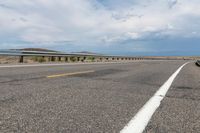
[0,0,200,55]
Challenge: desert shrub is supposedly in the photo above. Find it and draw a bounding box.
[87,56,95,62]
[70,57,76,62]
[32,56,46,62]
[38,57,46,62]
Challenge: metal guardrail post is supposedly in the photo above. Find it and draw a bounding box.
[82,57,86,62]
[65,57,69,62]
[58,57,61,61]
[19,56,24,63]
[51,57,54,61]
[77,57,80,62]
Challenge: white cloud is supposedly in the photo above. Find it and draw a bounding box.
[0,0,200,47]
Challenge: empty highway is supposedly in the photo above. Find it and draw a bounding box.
[0,61,200,133]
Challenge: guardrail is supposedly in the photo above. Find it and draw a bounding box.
[0,50,195,64]
[0,50,143,63]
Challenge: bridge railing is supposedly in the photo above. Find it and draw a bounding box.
[0,50,143,63]
[0,50,195,64]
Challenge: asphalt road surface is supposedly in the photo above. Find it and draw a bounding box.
[0,61,199,133]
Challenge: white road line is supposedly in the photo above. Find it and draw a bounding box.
[0,62,133,68]
[120,62,190,133]
[0,60,183,68]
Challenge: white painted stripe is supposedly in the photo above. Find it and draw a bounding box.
[120,62,190,133]
[0,61,134,68]
[0,60,182,68]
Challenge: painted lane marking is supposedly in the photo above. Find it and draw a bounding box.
[0,60,180,68]
[0,62,135,68]
[120,62,190,133]
[47,70,95,78]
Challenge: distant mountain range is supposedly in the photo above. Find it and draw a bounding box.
[11,48,58,52]
[10,48,100,55]
[71,51,100,55]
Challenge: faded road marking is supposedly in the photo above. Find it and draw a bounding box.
[120,62,190,133]
[47,70,95,78]
[0,60,177,68]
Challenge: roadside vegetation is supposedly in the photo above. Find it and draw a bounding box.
[32,57,46,63]
[86,56,95,62]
